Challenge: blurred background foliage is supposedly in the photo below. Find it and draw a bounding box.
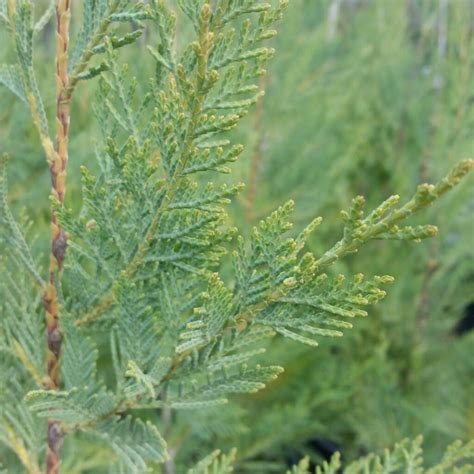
[1,0,473,472]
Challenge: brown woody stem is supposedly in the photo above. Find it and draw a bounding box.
[44,1,71,473]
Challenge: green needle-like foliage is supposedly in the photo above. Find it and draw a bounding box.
[289,437,474,474]
[0,1,472,473]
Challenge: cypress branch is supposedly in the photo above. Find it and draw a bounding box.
[0,1,472,472]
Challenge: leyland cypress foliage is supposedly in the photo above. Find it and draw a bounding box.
[0,1,472,473]
[289,436,474,474]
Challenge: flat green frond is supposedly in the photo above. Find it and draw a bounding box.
[425,439,474,474]
[69,0,149,83]
[344,436,474,473]
[263,273,393,346]
[0,64,27,102]
[0,261,44,387]
[345,436,424,474]
[288,455,342,474]
[316,160,474,270]
[288,457,311,474]
[0,0,10,30]
[187,448,237,474]
[0,156,44,287]
[1,1,473,472]
[0,371,43,474]
[57,0,291,334]
[5,0,49,137]
[168,363,283,408]
[316,453,342,474]
[33,0,54,34]
[61,316,99,390]
[94,416,168,472]
[26,386,116,425]
[0,158,44,390]
[233,200,301,309]
[287,438,474,473]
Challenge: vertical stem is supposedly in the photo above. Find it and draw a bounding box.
[326,0,341,42]
[162,406,175,474]
[402,241,439,387]
[406,0,421,47]
[438,0,449,59]
[44,1,71,473]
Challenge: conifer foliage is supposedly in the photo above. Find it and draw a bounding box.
[0,1,473,473]
[289,437,474,474]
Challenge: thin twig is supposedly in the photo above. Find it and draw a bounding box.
[44,2,71,473]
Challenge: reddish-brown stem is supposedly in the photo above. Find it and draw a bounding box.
[44,1,71,473]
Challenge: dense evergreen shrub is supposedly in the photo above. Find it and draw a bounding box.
[0,1,472,472]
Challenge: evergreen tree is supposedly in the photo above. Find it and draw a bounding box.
[0,1,472,473]
[224,0,474,467]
